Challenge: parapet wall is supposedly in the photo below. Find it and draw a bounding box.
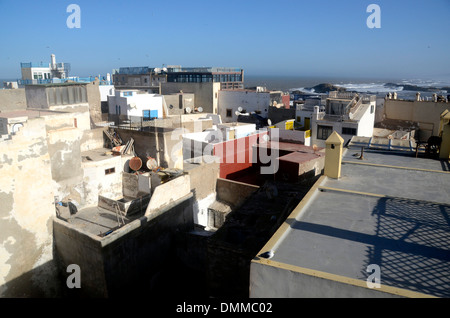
[53,193,194,297]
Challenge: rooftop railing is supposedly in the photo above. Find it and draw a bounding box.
[20,62,50,68]
[17,77,112,86]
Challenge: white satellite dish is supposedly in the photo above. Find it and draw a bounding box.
[185,107,192,114]
[237,107,243,112]
[235,111,241,116]
[267,119,272,126]
[198,107,203,113]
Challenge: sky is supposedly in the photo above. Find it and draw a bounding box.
[0,0,449,81]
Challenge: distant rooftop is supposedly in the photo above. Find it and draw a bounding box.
[114,66,243,75]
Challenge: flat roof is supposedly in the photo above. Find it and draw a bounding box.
[256,145,450,297]
[279,151,324,164]
[0,109,61,119]
[257,141,324,154]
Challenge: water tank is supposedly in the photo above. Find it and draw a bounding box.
[129,157,142,171]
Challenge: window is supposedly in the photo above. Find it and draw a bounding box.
[105,167,115,175]
[226,109,232,118]
[317,125,333,140]
[297,116,301,122]
[342,127,357,136]
[143,110,158,121]
[370,105,375,114]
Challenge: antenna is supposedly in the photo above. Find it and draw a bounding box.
[198,106,203,113]
[185,107,192,114]
[238,107,243,112]
[267,118,272,126]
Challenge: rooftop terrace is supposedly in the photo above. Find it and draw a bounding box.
[252,142,450,298]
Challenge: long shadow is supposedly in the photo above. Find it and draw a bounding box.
[287,196,450,297]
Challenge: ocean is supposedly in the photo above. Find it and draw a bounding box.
[2,75,449,100]
[244,75,450,100]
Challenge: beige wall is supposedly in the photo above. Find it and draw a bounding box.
[0,89,27,112]
[160,82,220,114]
[384,99,450,136]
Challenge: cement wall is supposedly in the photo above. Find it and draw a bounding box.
[164,93,195,116]
[184,159,219,201]
[116,128,182,169]
[0,117,59,297]
[24,85,49,109]
[47,127,84,204]
[80,128,106,152]
[53,193,195,297]
[218,90,270,123]
[250,261,403,298]
[161,82,220,114]
[0,88,27,112]
[384,99,450,136]
[146,175,191,214]
[86,79,103,126]
[268,106,296,125]
[82,155,125,207]
[216,178,260,209]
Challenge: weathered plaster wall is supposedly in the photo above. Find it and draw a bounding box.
[86,79,102,125]
[116,128,182,169]
[0,88,27,112]
[47,127,84,205]
[0,117,59,297]
[82,156,125,207]
[80,128,105,152]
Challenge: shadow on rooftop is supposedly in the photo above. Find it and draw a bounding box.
[287,196,450,297]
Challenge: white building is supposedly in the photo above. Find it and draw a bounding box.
[295,97,324,130]
[20,54,70,81]
[107,90,164,120]
[311,92,376,148]
[218,89,270,123]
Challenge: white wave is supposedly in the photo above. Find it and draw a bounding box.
[336,83,403,93]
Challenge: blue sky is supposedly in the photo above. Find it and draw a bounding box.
[0,0,449,80]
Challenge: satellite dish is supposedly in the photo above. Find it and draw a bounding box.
[185,107,192,114]
[235,111,241,116]
[238,107,243,112]
[267,119,272,126]
[198,107,203,113]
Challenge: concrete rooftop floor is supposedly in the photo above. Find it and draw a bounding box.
[57,205,138,237]
[268,146,450,297]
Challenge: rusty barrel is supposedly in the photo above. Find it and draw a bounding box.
[129,157,142,171]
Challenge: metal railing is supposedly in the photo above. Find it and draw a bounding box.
[17,77,113,86]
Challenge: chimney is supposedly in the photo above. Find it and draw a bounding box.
[51,54,56,69]
[324,131,344,179]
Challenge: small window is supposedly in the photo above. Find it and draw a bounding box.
[317,125,333,140]
[226,109,232,118]
[370,105,375,114]
[342,127,357,136]
[105,168,115,175]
